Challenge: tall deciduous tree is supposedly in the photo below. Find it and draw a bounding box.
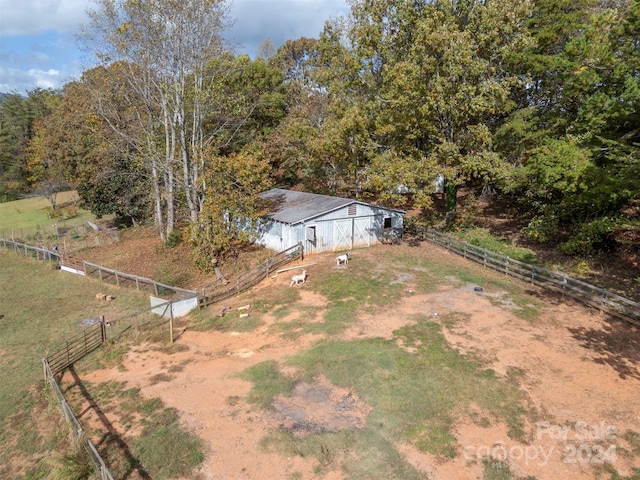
[186,147,273,270]
[81,0,231,240]
[318,0,532,210]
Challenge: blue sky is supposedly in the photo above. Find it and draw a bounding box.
[0,0,349,94]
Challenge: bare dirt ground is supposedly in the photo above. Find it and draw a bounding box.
[72,243,640,480]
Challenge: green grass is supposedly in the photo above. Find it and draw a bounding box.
[62,380,204,480]
[239,360,296,410]
[0,251,150,474]
[0,191,96,239]
[456,227,539,265]
[301,257,404,335]
[241,318,531,478]
[482,458,515,480]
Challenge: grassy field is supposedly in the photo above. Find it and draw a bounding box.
[0,191,97,240]
[0,248,203,479]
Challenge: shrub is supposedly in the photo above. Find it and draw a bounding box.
[523,215,559,243]
[560,217,616,256]
[164,228,183,248]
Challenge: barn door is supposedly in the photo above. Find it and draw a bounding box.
[333,219,353,251]
[353,217,371,247]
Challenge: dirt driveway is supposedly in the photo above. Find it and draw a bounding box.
[78,243,640,480]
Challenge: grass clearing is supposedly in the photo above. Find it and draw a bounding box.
[0,191,96,239]
[0,250,151,475]
[456,227,539,265]
[241,317,531,478]
[301,257,404,335]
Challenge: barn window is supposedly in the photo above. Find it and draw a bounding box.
[306,225,316,242]
[384,217,392,229]
[348,204,357,216]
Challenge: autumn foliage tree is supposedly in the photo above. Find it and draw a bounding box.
[185,148,273,270]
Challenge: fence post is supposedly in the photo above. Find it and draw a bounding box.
[169,302,174,345]
[100,316,106,342]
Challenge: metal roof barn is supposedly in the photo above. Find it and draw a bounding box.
[255,189,404,254]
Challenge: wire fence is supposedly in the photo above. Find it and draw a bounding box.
[82,260,198,300]
[1,222,120,254]
[0,237,60,262]
[418,229,640,325]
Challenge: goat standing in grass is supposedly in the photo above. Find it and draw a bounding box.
[336,252,351,265]
[290,269,307,287]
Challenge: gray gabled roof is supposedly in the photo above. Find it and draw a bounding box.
[260,188,402,225]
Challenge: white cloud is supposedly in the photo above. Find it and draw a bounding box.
[0,66,62,93]
[0,0,351,93]
[228,0,348,56]
[0,0,92,36]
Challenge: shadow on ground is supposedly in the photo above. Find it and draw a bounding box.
[567,318,640,380]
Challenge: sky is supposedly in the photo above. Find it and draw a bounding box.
[0,0,349,95]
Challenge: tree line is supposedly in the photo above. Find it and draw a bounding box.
[0,0,638,268]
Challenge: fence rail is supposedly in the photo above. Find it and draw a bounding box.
[420,229,640,325]
[46,320,106,376]
[198,242,304,308]
[0,238,60,262]
[80,260,197,300]
[43,358,114,480]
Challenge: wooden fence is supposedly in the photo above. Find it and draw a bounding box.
[41,302,176,479]
[198,242,304,308]
[74,259,198,300]
[0,238,60,262]
[43,357,114,480]
[419,229,640,325]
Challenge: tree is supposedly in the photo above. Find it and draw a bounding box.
[500,0,639,253]
[0,89,57,201]
[186,147,273,270]
[318,0,532,211]
[257,38,276,60]
[81,0,232,239]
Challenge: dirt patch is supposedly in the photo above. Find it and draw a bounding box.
[272,376,371,438]
[77,243,640,479]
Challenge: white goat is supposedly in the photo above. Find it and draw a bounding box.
[289,269,307,287]
[336,251,352,265]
